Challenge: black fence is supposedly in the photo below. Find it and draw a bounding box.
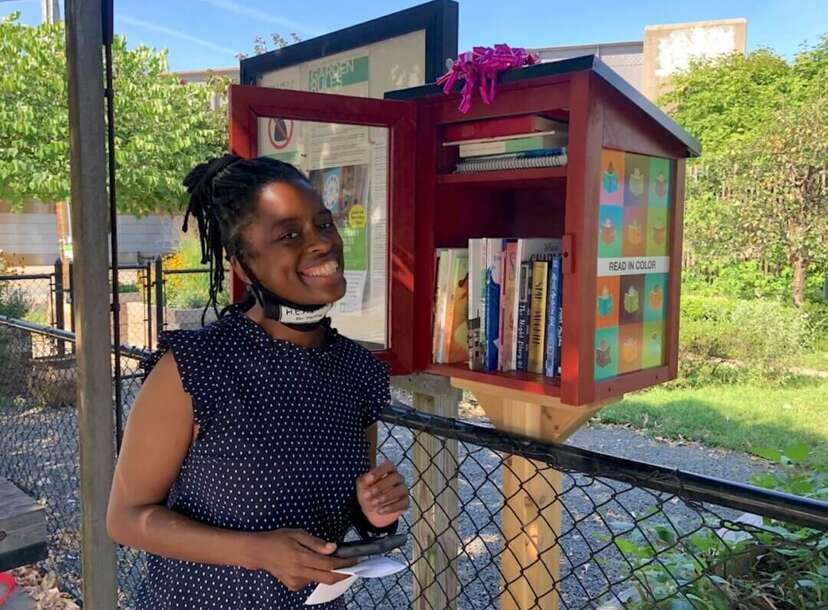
[0,317,826,609]
[0,259,224,351]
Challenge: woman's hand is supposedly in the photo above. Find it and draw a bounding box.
[247,529,357,592]
[356,462,410,529]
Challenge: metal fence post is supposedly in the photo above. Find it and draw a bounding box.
[392,374,461,610]
[144,261,153,349]
[154,257,164,343]
[53,259,65,355]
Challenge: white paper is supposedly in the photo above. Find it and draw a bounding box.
[304,557,406,605]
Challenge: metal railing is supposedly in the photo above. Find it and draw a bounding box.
[1,316,826,609]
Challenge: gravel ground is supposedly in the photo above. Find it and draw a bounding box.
[346,400,778,609]
[2,393,777,610]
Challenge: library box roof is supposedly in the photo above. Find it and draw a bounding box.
[385,54,702,158]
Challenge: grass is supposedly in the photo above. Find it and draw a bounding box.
[790,350,828,372]
[593,378,828,470]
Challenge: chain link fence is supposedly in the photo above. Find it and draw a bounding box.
[1,317,826,609]
[0,270,56,326]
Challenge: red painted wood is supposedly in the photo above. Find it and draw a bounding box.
[594,366,671,398]
[560,71,602,406]
[226,84,417,373]
[411,103,440,372]
[598,80,687,159]
[426,363,562,397]
[431,75,572,125]
[437,166,567,187]
[666,160,686,380]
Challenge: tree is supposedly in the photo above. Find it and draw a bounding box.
[724,93,828,306]
[0,13,227,215]
[236,32,302,60]
[660,39,828,305]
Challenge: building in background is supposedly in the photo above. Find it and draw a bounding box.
[533,18,747,101]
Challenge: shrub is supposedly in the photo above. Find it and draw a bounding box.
[163,234,229,310]
[676,294,811,386]
[0,257,31,319]
[608,444,827,609]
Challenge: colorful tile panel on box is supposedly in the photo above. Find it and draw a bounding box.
[595,149,673,381]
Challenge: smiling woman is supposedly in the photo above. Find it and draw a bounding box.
[105,155,410,610]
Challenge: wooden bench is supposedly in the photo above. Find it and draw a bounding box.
[0,478,47,571]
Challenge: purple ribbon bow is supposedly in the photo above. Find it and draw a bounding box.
[437,44,539,113]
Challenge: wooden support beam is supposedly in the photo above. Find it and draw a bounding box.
[450,377,610,610]
[393,374,461,610]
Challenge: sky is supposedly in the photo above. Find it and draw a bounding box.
[2,0,827,72]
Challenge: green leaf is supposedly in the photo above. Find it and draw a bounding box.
[615,537,641,557]
[752,447,783,463]
[783,442,809,464]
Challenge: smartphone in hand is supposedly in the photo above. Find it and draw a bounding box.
[332,534,407,559]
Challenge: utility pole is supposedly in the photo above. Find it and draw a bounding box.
[64,0,117,606]
[41,1,73,313]
[41,0,61,24]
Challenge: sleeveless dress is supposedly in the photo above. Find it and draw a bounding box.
[135,305,392,610]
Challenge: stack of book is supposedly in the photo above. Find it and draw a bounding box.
[432,238,565,377]
[444,115,568,174]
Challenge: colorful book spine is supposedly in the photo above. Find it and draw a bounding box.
[445,252,470,363]
[528,260,549,374]
[484,239,503,372]
[445,115,561,141]
[498,242,517,371]
[515,262,533,372]
[432,249,446,362]
[544,255,562,378]
[467,240,484,370]
[510,238,563,368]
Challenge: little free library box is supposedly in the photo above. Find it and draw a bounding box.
[228,54,701,413]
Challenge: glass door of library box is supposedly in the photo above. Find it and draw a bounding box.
[228,84,417,373]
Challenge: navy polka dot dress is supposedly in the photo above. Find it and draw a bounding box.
[136,304,391,610]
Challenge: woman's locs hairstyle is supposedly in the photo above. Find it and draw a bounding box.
[181,154,310,318]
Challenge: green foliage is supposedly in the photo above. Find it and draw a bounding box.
[677,294,811,386]
[0,12,227,215]
[0,258,30,318]
[661,49,793,156]
[663,38,828,305]
[609,446,828,609]
[163,234,229,310]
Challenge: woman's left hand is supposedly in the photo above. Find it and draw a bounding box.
[356,461,409,529]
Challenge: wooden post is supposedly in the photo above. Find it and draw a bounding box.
[392,374,461,610]
[65,1,118,607]
[450,378,610,610]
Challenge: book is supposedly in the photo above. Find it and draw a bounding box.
[459,134,567,159]
[432,249,447,361]
[528,260,549,375]
[509,239,563,371]
[467,239,485,370]
[544,255,563,378]
[498,242,518,371]
[455,150,568,173]
[484,238,505,372]
[445,115,564,142]
[515,262,533,372]
[444,251,470,364]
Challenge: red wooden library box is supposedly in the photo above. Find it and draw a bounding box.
[228,55,701,407]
